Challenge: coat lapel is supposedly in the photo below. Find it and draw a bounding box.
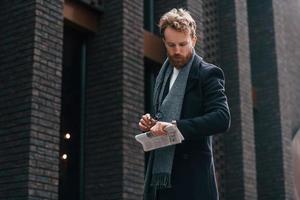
[185,54,202,93]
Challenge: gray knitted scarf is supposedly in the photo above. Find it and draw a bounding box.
[144,52,195,200]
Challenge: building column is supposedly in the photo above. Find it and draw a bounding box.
[219,0,257,199]
[0,0,63,199]
[84,1,144,199]
[248,0,300,199]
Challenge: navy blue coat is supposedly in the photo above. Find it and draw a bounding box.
[156,54,230,200]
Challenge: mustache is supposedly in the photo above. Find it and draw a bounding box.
[171,54,183,58]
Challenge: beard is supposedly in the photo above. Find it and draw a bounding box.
[168,51,193,69]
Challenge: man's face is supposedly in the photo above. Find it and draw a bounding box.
[163,27,197,69]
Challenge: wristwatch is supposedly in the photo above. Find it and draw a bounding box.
[171,120,177,126]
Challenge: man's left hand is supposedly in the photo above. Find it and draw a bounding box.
[150,121,172,136]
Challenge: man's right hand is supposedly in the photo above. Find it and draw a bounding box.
[139,113,157,132]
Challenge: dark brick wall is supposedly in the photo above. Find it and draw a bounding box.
[122,0,145,199]
[248,1,286,199]
[278,1,300,139]
[84,2,124,199]
[84,1,144,199]
[0,0,63,199]
[202,0,219,65]
[248,0,300,199]
[273,1,300,198]
[0,1,34,198]
[29,0,63,199]
[219,1,257,199]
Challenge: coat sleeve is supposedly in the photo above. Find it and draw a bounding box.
[176,65,231,140]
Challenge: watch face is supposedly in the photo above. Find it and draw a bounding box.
[155,112,163,120]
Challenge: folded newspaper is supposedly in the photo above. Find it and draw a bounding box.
[135,124,184,152]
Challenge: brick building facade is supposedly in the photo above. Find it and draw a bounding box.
[0,0,300,199]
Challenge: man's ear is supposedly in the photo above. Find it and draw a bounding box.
[192,36,197,47]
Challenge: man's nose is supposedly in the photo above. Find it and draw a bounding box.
[174,45,180,54]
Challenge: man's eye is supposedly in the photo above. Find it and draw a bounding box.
[179,43,187,47]
[168,44,175,47]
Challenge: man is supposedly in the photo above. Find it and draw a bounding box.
[139,8,230,200]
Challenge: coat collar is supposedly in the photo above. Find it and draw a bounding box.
[185,54,203,93]
[159,53,203,94]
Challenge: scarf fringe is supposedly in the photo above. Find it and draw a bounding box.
[150,173,172,189]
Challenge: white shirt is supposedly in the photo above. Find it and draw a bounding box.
[169,67,180,91]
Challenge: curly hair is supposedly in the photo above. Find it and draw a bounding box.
[158,8,196,38]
